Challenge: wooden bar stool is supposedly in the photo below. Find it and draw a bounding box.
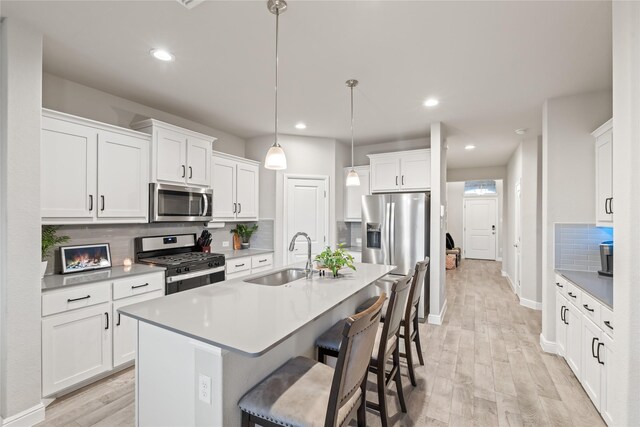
[356,257,430,386]
[238,294,386,427]
[316,275,412,427]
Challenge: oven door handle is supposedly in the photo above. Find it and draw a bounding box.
[167,266,225,283]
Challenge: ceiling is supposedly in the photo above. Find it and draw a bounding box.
[4,0,612,169]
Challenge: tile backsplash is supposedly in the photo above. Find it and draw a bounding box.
[336,221,362,249]
[45,219,273,275]
[554,223,613,272]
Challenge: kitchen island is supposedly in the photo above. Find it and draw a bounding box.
[119,262,394,426]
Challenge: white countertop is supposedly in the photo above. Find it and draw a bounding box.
[42,264,166,291]
[119,262,394,357]
[217,248,273,260]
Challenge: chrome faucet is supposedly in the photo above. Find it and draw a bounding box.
[288,232,314,278]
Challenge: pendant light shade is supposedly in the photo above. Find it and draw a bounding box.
[264,0,288,170]
[345,79,360,186]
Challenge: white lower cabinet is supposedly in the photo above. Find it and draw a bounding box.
[600,333,615,425]
[42,302,112,397]
[225,253,273,281]
[556,291,567,357]
[581,317,602,409]
[564,302,582,378]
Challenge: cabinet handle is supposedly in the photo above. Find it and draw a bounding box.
[233,203,237,213]
[395,176,398,186]
[604,320,613,330]
[189,166,193,179]
[89,195,93,211]
[555,282,563,288]
[583,304,594,313]
[402,175,405,185]
[105,312,109,330]
[67,295,91,303]
[564,307,569,325]
[609,197,613,214]
[182,165,186,178]
[591,337,598,358]
[259,259,268,263]
[131,283,149,289]
[560,305,565,322]
[116,313,121,326]
[597,342,604,365]
[236,263,245,267]
[567,292,576,298]
[604,198,610,214]
[238,203,242,214]
[100,195,105,211]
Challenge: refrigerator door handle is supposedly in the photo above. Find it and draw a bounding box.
[389,202,395,266]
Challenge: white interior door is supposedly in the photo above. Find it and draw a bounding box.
[285,177,328,265]
[464,198,497,260]
[514,181,522,295]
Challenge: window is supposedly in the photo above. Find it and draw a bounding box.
[464,180,497,195]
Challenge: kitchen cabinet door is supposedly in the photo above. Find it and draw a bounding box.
[600,333,614,425]
[186,136,211,187]
[345,166,370,221]
[42,302,112,397]
[400,151,431,190]
[97,131,149,222]
[581,317,602,410]
[595,129,613,226]
[564,304,582,380]
[155,128,188,184]
[236,162,259,220]
[112,290,163,368]
[211,155,237,220]
[41,116,97,221]
[370,156,400,192]
[556,291,567,357]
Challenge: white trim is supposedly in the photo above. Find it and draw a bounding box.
[427,299,448,325]
[211,150,260,166]
[501,270,507,277]
[496,256,503,262]
[1,403,45,427]
[539,333,558,354]
[520,297,542,310]
[504,272,516,293]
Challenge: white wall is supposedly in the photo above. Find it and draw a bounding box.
[0,18,44,422]
[506,144,522,286]
[541,90,612,344]
[611,4,640,424]
[447,166,507,182]
[429,123,447,323]
[42,73,246,157]
[353,137,429,165]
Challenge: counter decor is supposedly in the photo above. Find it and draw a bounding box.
[230,223,259,249]
[60,243,111,274]
[41,225,69,277]
[314,244,356,278]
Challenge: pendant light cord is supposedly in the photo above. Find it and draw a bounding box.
[350,85,354,168]
[274,8,279,147]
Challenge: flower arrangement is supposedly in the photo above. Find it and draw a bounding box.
[314,244,356,278]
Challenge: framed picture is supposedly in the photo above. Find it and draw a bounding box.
[60,243,112,274]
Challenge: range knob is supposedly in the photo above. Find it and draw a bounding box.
[208,262,214,268]
[176,268,182,274]
[185,266,190,272]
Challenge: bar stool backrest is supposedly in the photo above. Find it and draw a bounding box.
[381,274,413,350]
[325,293,385,427]
[408,258,430,315]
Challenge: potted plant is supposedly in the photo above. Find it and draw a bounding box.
[314,244,356,278]
[230,224,258,249]
[41,225,69,277]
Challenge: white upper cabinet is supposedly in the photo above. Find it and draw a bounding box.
[592,119,613,227]
[41,109,150,224]
[132,119,215,188]
[368,149,431,193]
[344,166,370,221]
[211,151,259,221]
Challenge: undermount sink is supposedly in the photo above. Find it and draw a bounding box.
[244,268,307,286]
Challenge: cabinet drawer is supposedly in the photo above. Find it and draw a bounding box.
[112,272,164,300]
[252,253,273,269]
[227,256,252,274]
[226,270,252,281]
[601,305,614,338]
[565,281,582,308]
[43,282,111,317]
[580,292,601,325]
[554,274,567,296]
[251,266,273,274]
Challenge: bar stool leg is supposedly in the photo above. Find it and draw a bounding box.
[376,362,389,427]
[357,376,367,427]
[413,315,425,366]
[393,346,407,413]
[404,325,418,386]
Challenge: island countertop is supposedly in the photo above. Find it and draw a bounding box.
[119,262,394,357]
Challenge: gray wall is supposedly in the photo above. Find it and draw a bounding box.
[0,18,44,420]
[42,73,246,157]
[353,137,430,165]
[447,166,507,182]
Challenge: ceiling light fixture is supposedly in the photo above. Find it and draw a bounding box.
[264,0,288,170]
[423,98,439,107]
[515,128,528,135]
[150,49,175,62]
[465,145,476,150]
[295,122,307,130]
[345,79,360,187]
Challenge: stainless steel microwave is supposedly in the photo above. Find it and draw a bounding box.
[149,183,213,222]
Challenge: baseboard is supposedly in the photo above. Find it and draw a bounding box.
[497,257,503,262]
[520,297,542,310]
[504,273,516,294]
[2,403,44,427]
[427,299,448,325]
[501,270,507,277]
[539,333,557,354]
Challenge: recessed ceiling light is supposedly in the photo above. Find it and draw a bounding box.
[465,145,476,150]
[150,49,175,62]
[515,128,528,135]
[295,122,307,130]
[423,98,439,107]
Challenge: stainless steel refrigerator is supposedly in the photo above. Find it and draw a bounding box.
[361,192,430,319]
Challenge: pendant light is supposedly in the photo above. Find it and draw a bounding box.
[264,0,288,170]
[345,79,360,186]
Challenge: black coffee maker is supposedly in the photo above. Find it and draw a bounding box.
[598,241,613,277]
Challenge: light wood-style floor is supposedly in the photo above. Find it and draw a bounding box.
[37,260,604,426]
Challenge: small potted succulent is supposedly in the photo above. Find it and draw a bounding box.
[41,225,69,277]
[314,244,356,278]
[230,223,258,249]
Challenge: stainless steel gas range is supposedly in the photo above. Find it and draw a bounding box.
[135,233,225,295]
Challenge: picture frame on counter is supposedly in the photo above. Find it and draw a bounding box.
[60,243,112,274]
